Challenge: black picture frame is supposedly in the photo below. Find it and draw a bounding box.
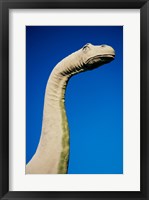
[0,0,148,199]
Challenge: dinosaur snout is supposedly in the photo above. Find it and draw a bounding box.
[99,44,115,57]
[84,44,115,69]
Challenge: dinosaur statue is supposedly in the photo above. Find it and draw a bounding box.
[26,43,115,174]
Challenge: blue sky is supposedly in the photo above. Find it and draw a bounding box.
[26,26,123,174]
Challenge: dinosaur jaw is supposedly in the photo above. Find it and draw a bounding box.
[100,54,115,63]
[85,54,115,70]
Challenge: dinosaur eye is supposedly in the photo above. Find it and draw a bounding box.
[82,43,90,52]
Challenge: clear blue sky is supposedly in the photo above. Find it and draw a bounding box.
[26,26,123,174]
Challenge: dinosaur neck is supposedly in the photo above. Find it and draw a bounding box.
[26,51,83,174]
[40,71,70,174]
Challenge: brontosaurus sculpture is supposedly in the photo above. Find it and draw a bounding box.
[26,43,115,174]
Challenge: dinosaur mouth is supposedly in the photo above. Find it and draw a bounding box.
[85,54,115,69]
[86,54,115,64]
[101,54,115,58]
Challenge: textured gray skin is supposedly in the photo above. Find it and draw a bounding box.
[26,43,115,174]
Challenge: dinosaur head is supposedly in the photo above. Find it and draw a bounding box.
[81,43,115,70]
[54,43,115,77]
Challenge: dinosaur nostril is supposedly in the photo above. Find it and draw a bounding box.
[101,45,106,48]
